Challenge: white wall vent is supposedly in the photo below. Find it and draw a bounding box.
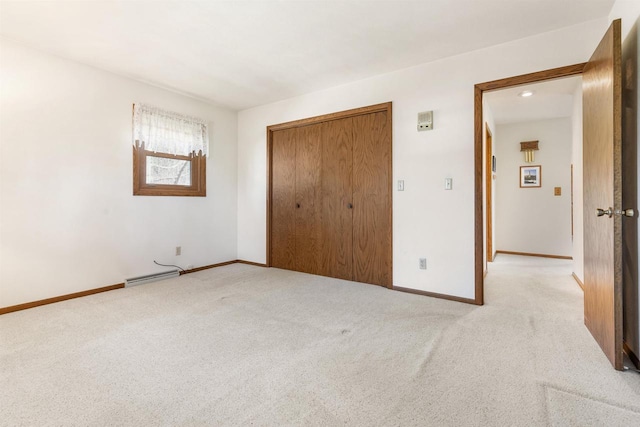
[417,110,433,131]
[125,269,180,287]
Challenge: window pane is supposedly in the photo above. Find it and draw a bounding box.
[146,156,191,186]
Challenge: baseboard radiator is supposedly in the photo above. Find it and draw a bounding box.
[125,269,180,287]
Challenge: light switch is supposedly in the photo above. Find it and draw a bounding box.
[445,178,453,190]
[554,187,561,196]
[398,180,405,191]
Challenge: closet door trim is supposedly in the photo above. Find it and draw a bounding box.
[268,103,392,131]
[266,102,393,288]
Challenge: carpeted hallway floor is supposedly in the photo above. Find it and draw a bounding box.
[1,255,640,426]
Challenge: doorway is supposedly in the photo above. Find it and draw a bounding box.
[484,76,580,263]
[473,64,585,306]
[474,20,639,371]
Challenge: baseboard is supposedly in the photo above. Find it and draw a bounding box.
[236,260,268,267]
[0,283,124,315]
[181,259,268,275]
[181,260,238,274]
[623,341,640,369]
[0,258,270,316]
[572,272,584,291]
[393,285,480,305]
[495,250,572,260]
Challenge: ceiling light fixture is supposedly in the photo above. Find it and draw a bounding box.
[518,90,535,98]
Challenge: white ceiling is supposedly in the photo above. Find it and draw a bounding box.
[0,1,614,110]
[484,76,582,125]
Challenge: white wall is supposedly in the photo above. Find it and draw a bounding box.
[237,19,608,299]
[0,39,238,308]
[571,84,585,281]
[610,0,640,41]
[495,118,573,257]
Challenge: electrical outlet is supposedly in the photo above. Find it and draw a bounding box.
[445,178,453,190]
[419,258,427,269]
[176,246,181,256]
[398,180,405,191]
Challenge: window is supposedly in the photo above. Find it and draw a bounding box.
[132,103,208,196]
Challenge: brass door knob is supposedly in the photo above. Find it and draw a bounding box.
[596,208,613,218]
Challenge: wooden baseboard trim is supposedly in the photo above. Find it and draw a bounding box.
[495,250,572,260]
[0,283,125,315]
[572,272,584,291]
[181,260,238,274]
[1,258,268,315]
[623,341,640,369]
[181,260,268,275]
[237,260,268,267]
[393,285,480,305]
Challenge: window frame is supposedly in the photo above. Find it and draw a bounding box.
[133,142,206,197]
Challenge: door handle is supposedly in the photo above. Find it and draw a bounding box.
[615,208,635,217]
[347,203,353,209]
[596,207,613,218]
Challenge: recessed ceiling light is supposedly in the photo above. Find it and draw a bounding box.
[518,90,535,98]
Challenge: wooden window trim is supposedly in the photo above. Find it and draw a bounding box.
[133,142,206,197]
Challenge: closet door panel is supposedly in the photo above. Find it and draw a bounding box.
[320,118,354,280]
[295,124,323,274]
[271,129,297,270]
[352,112,392,287]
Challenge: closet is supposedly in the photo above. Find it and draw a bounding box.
[268,103,392,287]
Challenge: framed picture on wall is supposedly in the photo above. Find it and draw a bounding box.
[520,165,541,188]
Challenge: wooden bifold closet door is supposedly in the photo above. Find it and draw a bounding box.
[268,103,392,288]
[352,111,391,286]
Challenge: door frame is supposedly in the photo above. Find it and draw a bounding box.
[266,102,393,286]
[474,63,586,305]
[485,124,494,265]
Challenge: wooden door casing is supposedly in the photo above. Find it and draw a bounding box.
[352,111,392,287]
[485,124,493,264]
[582,19,624,370]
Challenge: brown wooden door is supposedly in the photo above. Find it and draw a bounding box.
[271,128,297,270]
[295,123,323,275]
[583,19,624,370]
[268,103,392,288]
[320,118,354,280]
[352,111,392,287]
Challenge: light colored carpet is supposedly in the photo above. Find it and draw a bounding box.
[1,255,639,426]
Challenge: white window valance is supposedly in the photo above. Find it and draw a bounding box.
[133,103,209,157]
